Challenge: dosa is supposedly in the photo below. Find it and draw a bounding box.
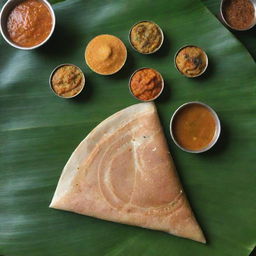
[50,102,205,243]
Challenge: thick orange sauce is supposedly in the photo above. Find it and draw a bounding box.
[172,104,216,151]
[7,0,52,47]
[130,68,163,101]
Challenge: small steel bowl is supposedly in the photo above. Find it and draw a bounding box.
[0,0,56,50]
[49,64,85,99]
[174,45,208,78]
[128,20,164,54]
[170,101,221,153]
[128,67,164,102]
[220,0,256,31]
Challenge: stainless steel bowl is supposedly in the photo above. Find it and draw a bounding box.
[170,101,221,153]
[0,0,56,50]
[174,45,209,78]
[128,20,164,54]
[220,0,256,31]
[128,67,164,101]
[49,63,85,99]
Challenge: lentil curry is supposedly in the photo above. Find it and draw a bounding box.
[172,103,217,151]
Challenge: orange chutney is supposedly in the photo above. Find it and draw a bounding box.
[172,103,216,151]
[130,68,163,101]
[7,0,52,47]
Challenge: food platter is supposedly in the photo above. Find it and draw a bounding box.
[0,0,256,255]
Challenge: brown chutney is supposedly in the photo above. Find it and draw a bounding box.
[222,0,255,30]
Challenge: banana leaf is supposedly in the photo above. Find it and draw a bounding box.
[202,0,256,61]
[0,0,256,255]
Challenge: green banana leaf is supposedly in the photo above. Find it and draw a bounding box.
[1,0,256,255]
[202,0,256,61]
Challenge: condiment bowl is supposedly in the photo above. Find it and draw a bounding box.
[220,0,256,31]
[128,20,164,54]
[128,67,164,102]
[85,34,127,75]
[174,45,209,78]
[49,63,85,99]
[0,0,56,50]
[170,102,221,153]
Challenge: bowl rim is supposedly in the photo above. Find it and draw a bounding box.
[220,0,256,31]
[0,0,56,50]
[169,101,221,153]
[84,34,127,76]
[49,63,86,99]
[174,45,209,78]
[128,67,165,102]
[128,20,164,55]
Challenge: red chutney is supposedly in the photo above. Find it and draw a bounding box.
[7,0,53,47]
[130,68,163,101]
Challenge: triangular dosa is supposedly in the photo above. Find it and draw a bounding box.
[50,102,206,243]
